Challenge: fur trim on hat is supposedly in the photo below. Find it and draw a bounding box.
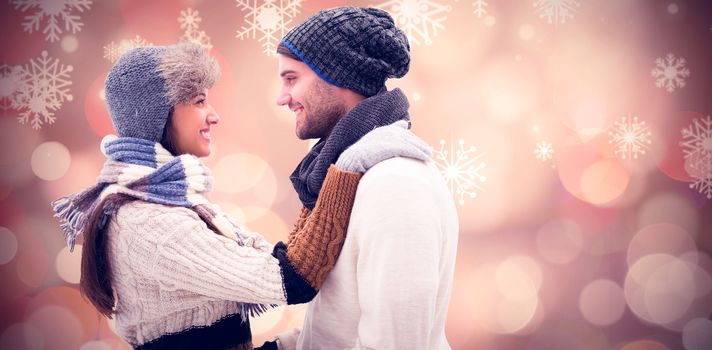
[159,43,220,106]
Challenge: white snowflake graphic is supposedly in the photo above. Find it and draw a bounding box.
[179,7,202,32]
[651,53,690,93]
[473,0,488,18]
[534,140,555,161]
[182,30,213,51]
[533,0,580,25]
[432,138,487,205]
[680,115,712,199]
[179,8,213,51]
[12,51,73,129]
[374,0,451,46]
[103,35,154,63]
[103,42,123,63]
[607,116,652,160]
[10,0,92,43]
[236,0,302,56]
[0,64,23,111]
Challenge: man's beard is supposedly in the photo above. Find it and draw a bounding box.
[297,80,346,139]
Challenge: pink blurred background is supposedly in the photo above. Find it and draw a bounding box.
[1,0,711,349]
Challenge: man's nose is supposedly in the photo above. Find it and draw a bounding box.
[276,93,291,106]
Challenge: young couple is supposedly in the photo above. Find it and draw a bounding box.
[53,7,458,350]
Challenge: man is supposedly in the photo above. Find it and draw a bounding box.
[268,6,459,350]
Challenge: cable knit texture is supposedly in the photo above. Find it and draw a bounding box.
[280,158,459,350]
[106,166,361,348]
[108,202,279,346]
[287,165,361,289]
[287,207,311,244]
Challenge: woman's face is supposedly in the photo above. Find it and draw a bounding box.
[170,89,219,157]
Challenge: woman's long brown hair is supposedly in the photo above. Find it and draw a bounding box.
[80,112,178,317]
[79,194,129,317]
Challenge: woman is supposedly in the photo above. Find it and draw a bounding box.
[52,43,428,349]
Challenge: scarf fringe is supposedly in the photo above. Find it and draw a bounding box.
[51,183,107,251]
[52,137,275,316]
[52,196,86,251]
[239,303,277,323]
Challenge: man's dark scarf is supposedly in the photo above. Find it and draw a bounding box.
[290,88,411,209]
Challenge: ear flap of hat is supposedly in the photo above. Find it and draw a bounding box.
[104,47,173,142]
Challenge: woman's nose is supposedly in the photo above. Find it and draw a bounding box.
[207,104,219,124]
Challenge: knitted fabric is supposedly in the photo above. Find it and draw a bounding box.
[290,88,410,209]
[104,43,219,142]
[280,6,410,97]
[286,165,359,289]
[102,166,361,348]
[277,157,460,350]
[335,120,433,173]
[105,46,171,142]
[51,136,271,320]
[135,314,253,350]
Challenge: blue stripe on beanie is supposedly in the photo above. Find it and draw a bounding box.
[281,39,341,87]
[280,6,410,97]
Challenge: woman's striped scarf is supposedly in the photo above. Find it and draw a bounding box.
[51,136,271,320]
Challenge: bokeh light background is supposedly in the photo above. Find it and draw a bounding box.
[1,0,711,349]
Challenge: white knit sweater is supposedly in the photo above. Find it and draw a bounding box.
[277,157,459,350]
[102,125,430,348]
[107,201,284,346]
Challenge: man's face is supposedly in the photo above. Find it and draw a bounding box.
[276,55,346,140]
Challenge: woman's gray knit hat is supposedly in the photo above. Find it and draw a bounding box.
[104,43,220,142]
[280,6,410,97]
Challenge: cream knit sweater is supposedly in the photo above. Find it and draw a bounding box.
[106,166,361,347]
[108,201,279,345]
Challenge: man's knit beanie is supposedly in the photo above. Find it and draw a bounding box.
[279,6,410,97]
[104,43,220,142]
